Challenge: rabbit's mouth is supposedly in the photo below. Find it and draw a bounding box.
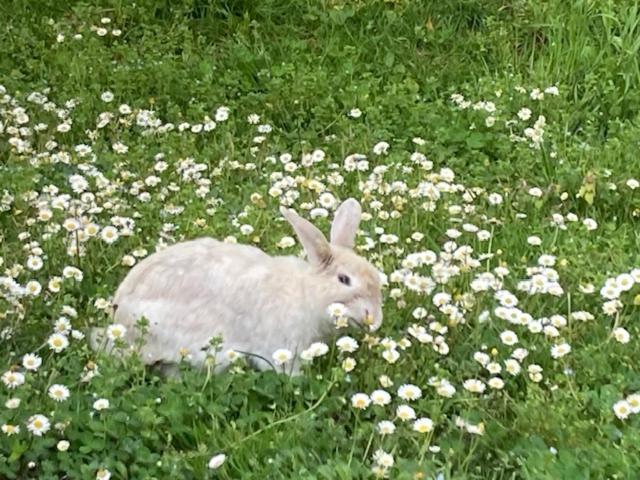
[348,312,379,332]
[348,317,366,331]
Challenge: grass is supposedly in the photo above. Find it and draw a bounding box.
[1,0,640,478]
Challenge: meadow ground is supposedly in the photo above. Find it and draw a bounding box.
[1,0,640,478]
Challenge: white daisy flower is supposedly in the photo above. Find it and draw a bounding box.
[370,390,392,406]
[613,400,631,420]
[22,353,42,371]
[106,323,127,341]
[48,384,70,402]
[397,384,422,402]
[47,333,69,353]
[2,371,25,389]
[351,393,371,410]
[413,417,434,433]
[272,349,293,366]
[93,398,110,411]
[27,414,50,436]
[208,453,226,469]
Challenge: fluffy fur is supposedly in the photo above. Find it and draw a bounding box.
[91,199,383,373]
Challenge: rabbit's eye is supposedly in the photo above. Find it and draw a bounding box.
[338,274,351,286]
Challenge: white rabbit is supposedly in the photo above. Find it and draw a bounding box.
[91,199,383,374]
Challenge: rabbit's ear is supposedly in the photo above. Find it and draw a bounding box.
[281,206,332,266]
[330,198,362,249]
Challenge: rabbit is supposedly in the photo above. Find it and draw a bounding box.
[90,198,383,374]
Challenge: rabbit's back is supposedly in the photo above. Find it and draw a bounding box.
[112,237,281,366]
[115,238,269,302]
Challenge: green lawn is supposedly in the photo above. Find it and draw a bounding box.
[1,0,640,478]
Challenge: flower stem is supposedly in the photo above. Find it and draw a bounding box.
[228,379,335,450]
[418,430,433,464]
[347,411,360,467]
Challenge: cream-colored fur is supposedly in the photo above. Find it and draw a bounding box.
[91,199,383,373]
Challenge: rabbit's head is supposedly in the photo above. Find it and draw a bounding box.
[280,199,383,331]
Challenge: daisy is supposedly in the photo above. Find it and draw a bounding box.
[5,398,21,409]
[327,303,347,318]
[436,382,456,398]
[47,277,62,293]
[517,108,532,121]
[396,404,416,421]
[382,348,400,364]
[208,453,226,469]
[613,327,630,344]
[613,400,631,420]
[48,384,70,402]
[488,193,503,205]
[616,273,635,291]
[318,192,337,209]
[379,375,393,388]
[500,330,518,346]
[100,91,114,102]
[54,317,72,334]
[2,424,20,435]
[96,469,111,480]
[373,142,389,155]
[488,377,505,389]
[505,359,521,376]
[85,223,100,236]
[100,226,119,244]
[22,353,42,371]
[551,343,571,359]
[276,236,296,249]
[106,323,127,341]
[377,420,396,435]
[484,362,500,375]
[214,106,230,122]
[413,417,434,433]
[94,298,110,310]
[27,414,50,436]
[463,379,486,394]
[370,390,392,406]
[626,393,640,414]
[93,398,110,411]
[527,235,542,246]
[25,280,42,296]
[26,256,43,270]
[397,384,422,401]
[372,449,394,468]
[112,142,128,154]
[272,349,292,366]
[528,364,543,383]
[342,358,356,372]
[600,284,621,300]
[473,352,490,366]
[336,336,359,353]
[351,393,371,410]
[308,342,329,357]
[48,333,69,353]
[63,218,80,232]
[2,371,25,389]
